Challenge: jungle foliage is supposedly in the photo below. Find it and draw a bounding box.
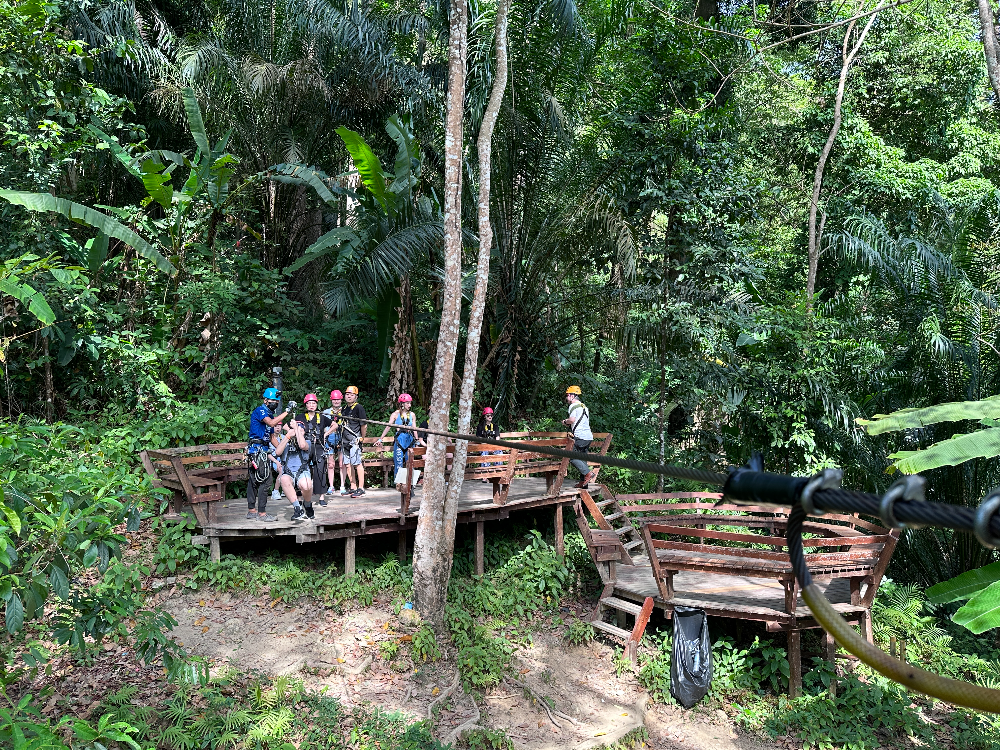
[5,0,1000,745]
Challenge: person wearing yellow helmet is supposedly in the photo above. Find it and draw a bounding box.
[562,385,595,488]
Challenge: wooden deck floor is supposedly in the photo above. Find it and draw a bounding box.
[202,477,579,543]
[612,558,863,628]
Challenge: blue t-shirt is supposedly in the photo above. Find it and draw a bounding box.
[249,404,274,451]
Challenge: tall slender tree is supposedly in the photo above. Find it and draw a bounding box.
[412,0,469,630]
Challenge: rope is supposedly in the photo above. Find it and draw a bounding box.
[350,417,729,486]
[787,505,1000,712]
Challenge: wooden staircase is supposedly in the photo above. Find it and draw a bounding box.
[579,485,644,564]
[590,595,654,663]
[574,485,655,662]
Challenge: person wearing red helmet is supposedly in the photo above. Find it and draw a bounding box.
[296,393,331,502]
[322,390,346,498]
[375,393,424,487]
[475,406,501,481]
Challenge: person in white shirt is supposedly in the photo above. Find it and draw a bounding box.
[562,385,596,488]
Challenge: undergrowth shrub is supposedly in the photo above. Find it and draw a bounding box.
[84,672,447,750]
[565,619,594,646]
[766,675,932,750]
[412,624,441,663]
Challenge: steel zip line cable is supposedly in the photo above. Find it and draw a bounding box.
[352,416,1000,710]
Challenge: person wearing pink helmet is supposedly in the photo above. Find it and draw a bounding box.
[375,393,424,487]
[322,390,346,498]
[475,406,502,481]
[295,393,332,503]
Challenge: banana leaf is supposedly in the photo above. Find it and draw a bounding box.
[953,580,1000,634]
[858,397,1000,435]
[889,428,1000,473]
[927,562,1000,604]
[0,190,176,276]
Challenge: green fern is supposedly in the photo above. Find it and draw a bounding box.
[104,685,139,706]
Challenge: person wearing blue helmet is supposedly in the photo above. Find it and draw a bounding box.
[246,387,291,521]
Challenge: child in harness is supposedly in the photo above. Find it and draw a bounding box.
[375,393,425,488]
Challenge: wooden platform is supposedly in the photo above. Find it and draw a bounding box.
[611,558,866,630]
[202,477,578,543]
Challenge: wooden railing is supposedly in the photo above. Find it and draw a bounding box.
[140,431,613,524]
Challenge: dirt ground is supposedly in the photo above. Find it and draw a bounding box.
[155,587,775,750]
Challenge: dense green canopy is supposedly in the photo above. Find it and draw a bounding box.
[4,0,1000,584]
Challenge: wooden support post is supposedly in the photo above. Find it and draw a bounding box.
[345,536,356,577]
[209,537,220,563]
[825,630,838,698]
[398,531,407,563]
[554,503,564,557]
[616,609,627,629]
[788,630,802,698]
[859,609,874,644]
[475,521,485,576]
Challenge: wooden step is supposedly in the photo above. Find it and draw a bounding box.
[604,512,624,522]
[615,526,635,535]
[591,620,632,640]
[601,596,642,615]
[624,540,644,550]
[596,499,615,508]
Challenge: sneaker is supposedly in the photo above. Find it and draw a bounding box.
[246,511,258,520]
[355,487,366,496]
[318,496,328,506]
[340,488,351,496]
[291,506,306,521]
[574,470,596,489]
[258,513,277,522]
[305,505,315,519]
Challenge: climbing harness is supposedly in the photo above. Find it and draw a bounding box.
[349,416,1000,711]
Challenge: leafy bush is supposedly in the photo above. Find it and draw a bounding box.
[153,517,208,574]
[766,675,932,750]
[565,619,594,646]
[412,624,441,663]
[465,727,514,750]
[637,630,674,704]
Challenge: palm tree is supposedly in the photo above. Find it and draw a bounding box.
[830,192,1000,583]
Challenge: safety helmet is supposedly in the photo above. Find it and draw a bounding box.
[346,385,359,395]
[398,393,413,403]
[263,387,279,400]
[483,407,494,415]
[566,385,582,395]
[304,393,319,404]
[330,389,343,400]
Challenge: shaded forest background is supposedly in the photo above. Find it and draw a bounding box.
[4,0,1000,588]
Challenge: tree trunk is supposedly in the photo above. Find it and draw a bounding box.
[411,0,470,632]
[657,360,665,493]
[977,0,1000,105]
[42,335,54,423]
[806,10,879,309]
[387,276,415,408]
[439,0,511,561]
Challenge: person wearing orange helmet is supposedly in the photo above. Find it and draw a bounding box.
[341,386,368,497]
[376,393,424,486]
[562,385,595,488]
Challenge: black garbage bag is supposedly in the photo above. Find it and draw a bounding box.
[670,606,713,708]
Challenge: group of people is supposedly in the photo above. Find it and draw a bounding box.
[244,383,595,522]
[245,387,426,522]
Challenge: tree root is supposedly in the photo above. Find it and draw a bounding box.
[426,671,461,719]
[445,691,482,746]
[340,654,373,675]
[504,676,582,727]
